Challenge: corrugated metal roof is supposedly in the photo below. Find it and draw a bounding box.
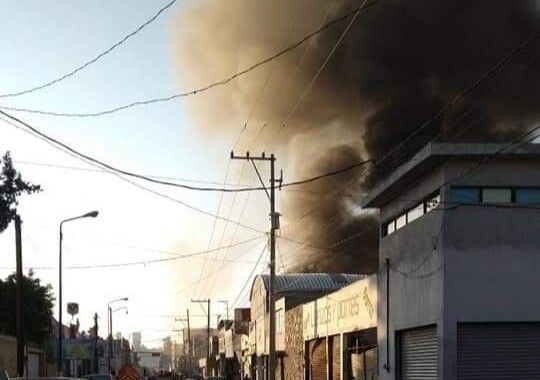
[258,273,363,295]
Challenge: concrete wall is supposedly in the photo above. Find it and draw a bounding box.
[441,158,540,380]
[0,334,17,376]
[0,335,46,377]
[377,156,540,380]
[378,167,446,380]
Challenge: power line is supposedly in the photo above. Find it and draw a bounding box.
[233,0,306,151]
[0,1,379,117]
[231,243,268,309]
[279,0,369,132]
[14,159,363,195]
[280,31,539,234]
[0,234,266,271]
[172,240,267,297]
[1,115,264,233]
[2,108,374,193]
[0,0,179,99]
[13,159,253,187]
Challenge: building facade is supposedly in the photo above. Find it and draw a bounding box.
[363,142,540,380]
[250,273,362,380]
[303,275,377,380]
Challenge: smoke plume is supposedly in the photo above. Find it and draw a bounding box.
[172,0,539,274]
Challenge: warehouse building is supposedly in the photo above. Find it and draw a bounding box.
[303,275,377,380]
[250,273,361,380]
[363,142,540,380]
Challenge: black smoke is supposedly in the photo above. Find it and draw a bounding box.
[172,0,540,273]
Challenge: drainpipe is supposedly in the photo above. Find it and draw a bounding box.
[383,258,391,373]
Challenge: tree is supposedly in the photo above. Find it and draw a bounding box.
[0,270,55,344]
[0,151,41,233]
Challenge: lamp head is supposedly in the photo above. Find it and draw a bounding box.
[84,211,99,218]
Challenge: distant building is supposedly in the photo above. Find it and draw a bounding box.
[132,332,142,352]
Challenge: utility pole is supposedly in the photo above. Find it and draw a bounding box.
[93,313,99,373]
[175,309,192,378]
[15,215,24,377]
[108,306,112,373]
[187,309,192,378]
[231,151,281,380]
[191,299,211,358]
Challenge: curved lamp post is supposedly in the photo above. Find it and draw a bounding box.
[58,211,99,375]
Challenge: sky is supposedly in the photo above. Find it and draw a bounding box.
[0,0,275,348]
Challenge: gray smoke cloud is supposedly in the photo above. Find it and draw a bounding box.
[172,0,539,274]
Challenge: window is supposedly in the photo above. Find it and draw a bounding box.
[383,192,440,236]
[396,214,407,230]
[386,220,396,235]
[482,188,512,203]
[426,194,440,211]
[515,188,540,204]
[448,187,480,204]
[407,203,424,223]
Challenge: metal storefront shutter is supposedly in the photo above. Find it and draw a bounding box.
[331,335,341,380]
[400,325,438,380]
[309,338,327,380]
[364,347,377,380]
[350,348,377,380]
[351,353,364,380]
[457,322,540,380]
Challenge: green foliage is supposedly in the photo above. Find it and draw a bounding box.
[0,151,41,233]
[0,270,55,344]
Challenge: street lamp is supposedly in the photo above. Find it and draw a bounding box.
[58,210,99,375]
[108,297,128,374]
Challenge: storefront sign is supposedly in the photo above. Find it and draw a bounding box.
[303,275,377,340]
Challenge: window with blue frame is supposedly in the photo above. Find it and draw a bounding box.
[515,188,540,204]
[448,187,480,204]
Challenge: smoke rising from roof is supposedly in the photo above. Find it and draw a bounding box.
[172,0,539,274]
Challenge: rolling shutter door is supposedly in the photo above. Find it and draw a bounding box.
[331,335,341,380]
[400,325,438,380]
[364,347,377,380]
[309,338,327,380]
[350,348,377,380]
[457,322,540,380]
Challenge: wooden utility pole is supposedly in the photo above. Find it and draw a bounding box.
[175,310,193,377]
[94,313,99,373]
[15,215,24,377]
[231,151,280,380]
[187,309,192,377]
[191,299,211,358]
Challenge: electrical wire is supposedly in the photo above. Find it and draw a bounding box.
[0,234,266,271]
[13,159,253,187]
[172,240,267,297]
[2,108,374,193]
[0,115,264,233]
[0,1,379,118]
[279,0,369,132]
[280,31,539,234]
[0,0,179,99]
[0,0,177,98]
[230,243,268,309]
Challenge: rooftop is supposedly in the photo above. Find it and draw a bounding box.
[362,142,540,208]
[254,273,362,298]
